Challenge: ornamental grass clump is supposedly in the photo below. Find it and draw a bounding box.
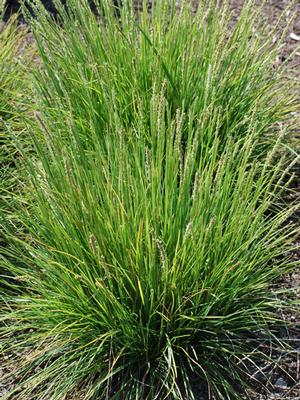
[1,98,298,399]
[0,1,299,399]
[1,100,298,400]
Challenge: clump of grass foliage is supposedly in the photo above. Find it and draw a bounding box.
[0,1,299,399]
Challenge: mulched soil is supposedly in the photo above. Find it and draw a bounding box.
[0,1,299,399]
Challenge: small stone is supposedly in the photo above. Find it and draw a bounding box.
[275,377,288,388]
[290,33,300,42]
